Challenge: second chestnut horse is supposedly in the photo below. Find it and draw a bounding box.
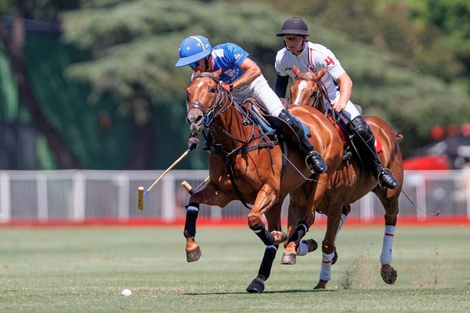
[282,66,404,289]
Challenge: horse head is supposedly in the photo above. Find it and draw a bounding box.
[186,69,230,133]
[290,66,327,112]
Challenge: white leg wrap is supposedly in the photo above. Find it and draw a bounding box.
[380,225,396,265]
[334,213,348,242]
[297,243,309,256]
[319,252,335,281]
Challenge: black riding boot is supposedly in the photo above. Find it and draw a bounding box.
[275,110,327,174]
[349,116,399,189]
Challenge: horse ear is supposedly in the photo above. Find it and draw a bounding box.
[292,65,300,77]
[316,68,327,80]
[213,68,222,77]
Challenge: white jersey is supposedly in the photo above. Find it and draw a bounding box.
[275,41,360,119]
[275,42,345,101]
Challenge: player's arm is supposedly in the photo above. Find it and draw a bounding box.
[230,57,261,91]
[274,74,289,98]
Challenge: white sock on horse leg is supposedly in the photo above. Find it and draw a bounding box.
[380,225,396,265]
[334,213,348,243]
[319,251,335,282]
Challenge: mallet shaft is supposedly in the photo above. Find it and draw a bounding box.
[181,176,210,195]
[138,148,191,210]
[144,149,190,196]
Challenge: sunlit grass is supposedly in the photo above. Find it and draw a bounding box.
[1,225,469,313]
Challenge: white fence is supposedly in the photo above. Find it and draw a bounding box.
[0,169,469,224]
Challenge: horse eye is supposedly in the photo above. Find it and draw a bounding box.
[210,86,216,93]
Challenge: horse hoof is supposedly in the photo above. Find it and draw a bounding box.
[246,277,265,293]
[301,239,318,253]
[314,280,328,290]
[271,231,287,245]
[381,263,397,284]
[186,246,202,263]
[281,253,297,265]
[332,250,338,265]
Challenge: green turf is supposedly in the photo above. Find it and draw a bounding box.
[1,225,469,313]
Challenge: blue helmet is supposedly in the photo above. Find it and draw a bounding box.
[175,35,212,67]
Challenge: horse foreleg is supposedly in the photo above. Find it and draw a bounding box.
[246,192,284,293]
[380,224,397,284]
[247,185,279,246]
[314,212,341,289]
[328,204,351,265]
[184,182,232,263]
[184,202,202,262]
[246,245,278,293]
[282,189,318,264]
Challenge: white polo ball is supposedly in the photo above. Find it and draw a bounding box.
[121,289,132,296]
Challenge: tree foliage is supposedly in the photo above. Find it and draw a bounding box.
[1,0,470,169]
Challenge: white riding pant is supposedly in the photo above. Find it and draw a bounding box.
[232,75,285,117]
[325,90,361,123]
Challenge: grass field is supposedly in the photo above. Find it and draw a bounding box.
[1,225,469,313]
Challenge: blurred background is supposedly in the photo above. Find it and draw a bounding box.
[1,0,469,225]
[1,0,469,171]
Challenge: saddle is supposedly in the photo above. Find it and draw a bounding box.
[326,114,383,153]
[243,98,312,148]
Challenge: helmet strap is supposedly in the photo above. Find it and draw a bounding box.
[285,38,308,55]
[204,55,212,71]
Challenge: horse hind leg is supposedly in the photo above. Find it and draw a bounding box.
[380,224,398,284]
[376,188,400,284]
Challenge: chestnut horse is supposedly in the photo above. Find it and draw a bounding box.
[282,66,404,289]
[183,70,344,292]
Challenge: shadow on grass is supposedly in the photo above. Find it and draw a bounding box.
[184,289,337,295]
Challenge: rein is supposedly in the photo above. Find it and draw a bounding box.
[189,73,277,157]
[187,73,280,208]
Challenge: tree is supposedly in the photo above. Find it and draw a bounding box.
[0,0,81,168]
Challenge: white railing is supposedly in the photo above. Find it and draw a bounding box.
[0,169,469,224]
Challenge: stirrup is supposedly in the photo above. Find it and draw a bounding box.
[305,151,327,174]
[377,168,399,189]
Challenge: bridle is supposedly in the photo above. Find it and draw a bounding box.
[186,73,235,128]
[292,75,325,111]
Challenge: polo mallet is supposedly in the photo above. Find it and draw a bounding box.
[181,176,210,195]
[138,149,191,210]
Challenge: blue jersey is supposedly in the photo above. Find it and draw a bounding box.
[210,42,249,84]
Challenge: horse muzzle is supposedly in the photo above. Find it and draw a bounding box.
[187,109,205,133]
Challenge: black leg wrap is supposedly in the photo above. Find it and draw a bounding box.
[251,221,275,246]
[183,202,199,238]
[258,245,278,280]
[288,222,309,246]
